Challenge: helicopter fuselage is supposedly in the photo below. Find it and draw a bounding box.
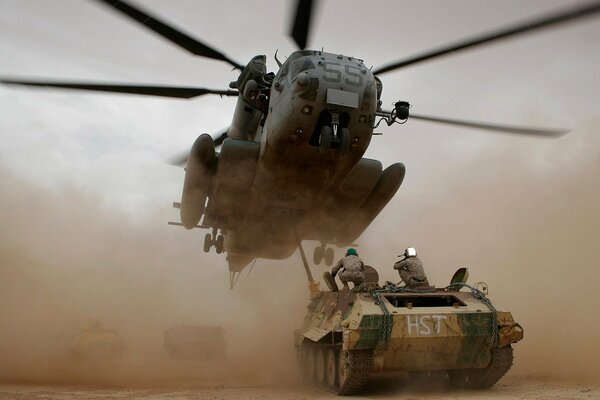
[182,50,405,271]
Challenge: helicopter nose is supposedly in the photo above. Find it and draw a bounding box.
[326,88,359,109]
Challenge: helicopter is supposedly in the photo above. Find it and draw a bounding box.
[2,0,599,286]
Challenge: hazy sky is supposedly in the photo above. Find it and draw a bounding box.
[1,0,598,218]
[0,0,599,268]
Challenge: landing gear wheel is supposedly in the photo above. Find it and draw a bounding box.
[325,348,338,388]
[315,348,326,384]
[319,126,333,154]
[215,235,225,254]
[324,247,334,266]
[313,246,324,265]
[203,233,212,253]
[338,127,350,155]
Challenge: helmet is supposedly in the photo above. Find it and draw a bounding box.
[346,248,358,256]
[403,247,417,258]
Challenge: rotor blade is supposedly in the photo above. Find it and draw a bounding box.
[290,0,314,49]
[373,1,600,75]
[93,0,244,70]
[410,113,569,137]
[167,130,228,167]
[1,78,238,99]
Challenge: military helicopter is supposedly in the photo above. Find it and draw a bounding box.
[2,0,599,286]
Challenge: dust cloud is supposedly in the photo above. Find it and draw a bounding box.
[0,166,308,387]
[362,119,600,381]
[1,114,600,388]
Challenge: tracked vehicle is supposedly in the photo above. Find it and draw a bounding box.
[294,269,523,395]
[60,320,125,360]
[164,325,226,360]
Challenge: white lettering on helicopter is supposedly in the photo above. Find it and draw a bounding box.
[320,61,363,86]
[406,315,447,336]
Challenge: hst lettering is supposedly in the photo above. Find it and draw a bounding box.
[406,315,447,336]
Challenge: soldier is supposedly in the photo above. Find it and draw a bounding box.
[394,247,430,288]
[331,248,365,289]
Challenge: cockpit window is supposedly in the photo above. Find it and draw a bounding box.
[291,57,315,77]
[289,50,315,62]
[278,60,289,79]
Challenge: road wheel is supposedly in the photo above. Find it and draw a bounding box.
[319,126,332,154]
[325,348,338,388]
[305,347,317,381]
[315,348,327,384]
[297,347,310,379]
[215,235,225,254]
[448,369,468,388]
[324,247,334,266]
[313,246,324,265]
[203,233,212,253]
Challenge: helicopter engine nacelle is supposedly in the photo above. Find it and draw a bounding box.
[336,162,406,245]
[180,134,217,229]
[227,55,267,141]
[228,85,263,141]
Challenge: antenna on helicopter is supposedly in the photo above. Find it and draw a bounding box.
[274,50,283,68]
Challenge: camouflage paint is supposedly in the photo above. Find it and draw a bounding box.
[296,288,521,372]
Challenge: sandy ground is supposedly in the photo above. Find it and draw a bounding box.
[1,377,599,400]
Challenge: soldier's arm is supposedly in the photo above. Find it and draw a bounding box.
[394,260,407,271]
[332,258,344,275]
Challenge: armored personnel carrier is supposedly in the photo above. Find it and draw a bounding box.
[294,268,523,395]
[164,325,226,360]
[60,320,125,360]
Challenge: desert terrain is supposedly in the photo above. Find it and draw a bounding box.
[2,1,600,399]
[1,148,599,397]
[1,378,599,399]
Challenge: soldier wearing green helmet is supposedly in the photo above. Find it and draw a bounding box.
[331,248,365,289]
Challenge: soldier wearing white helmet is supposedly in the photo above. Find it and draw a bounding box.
[394,247,430,288]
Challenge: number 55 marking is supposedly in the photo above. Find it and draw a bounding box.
[321,62,363,87]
